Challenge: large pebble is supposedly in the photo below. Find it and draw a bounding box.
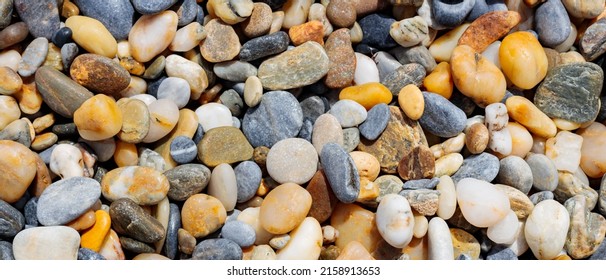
[200,19,241,63]
[376,194,414,248]
[0,199,24,239]
[499,31,548,89]
[456,178,510,228]
[320,143,361,203]
[12,226,79,260]
[132,0,178,14]
[431,0,476,28]
[580,18,606,62]
[359,13,397,49]
[525,200,570,260]
[35,66,94,118]
[65,16,117,58]
[165,54,208,99]
[182,194,226,238]
[260,183,312,234]
[329,100,368,128]
[164,164,211,201]
[419,92,466,138]
[102,166,169,205]
[117,98,150,143]
[239,31,289,62]
[0,140,37,203]
[324,29,356,88]
[74,94,122,141]
[36,177,100,226]
[535,0,571,48]
[506,96,557,139]
[266,138,318,185]
[564,195,606,259]
[330,203,382,253]
[428,217,454,260]
[459,11,520,53]
[496,156,533,194]
[13,0,60,39]
[73,0,134,40]
[192,238,242,260]
[276,217,322,260]
[70,54,130,94]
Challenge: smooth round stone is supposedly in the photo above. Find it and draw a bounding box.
[207,163,238,212]
[195,103,233,133]
[535,62,603,123]
[376,194,414,248]
[164,54,208,99]
[102,166,169,205]
[508,122,533,158]
[18,37,48,77]
[77,248,105,260]
[428,217,454,260]
[258,41,329,90]
[13,0,60,39]
[535,0,571,48]
[164,164,210,201]
[0,50,21,71]
[578,123,606,178]
[0,140,37,203]
[128,11,178,63]
[243,91,303,148]
[329,99,367,128]
[354,52,380,84]
[36,177,100,226]
[435,176,456,220]
[465,123,489,154]
[390,45,437,74]
[12,226,80,260]
[142,99,180,143]
[498,32,547,90]
[562,0,605,18]
[506,96,557,139]
[487,210,518,244]
[276,217,323,260]
[116,99,150,144]
[496,156,533,194]
[171,0,197,26]
[358,103,390,141]
[200,19,241,63]
[214,61,258,83]
[109,198,165,243]
[73,0,134,40]
[191,238,242,260]
[239,31,290,62]
[342,127,360,153]
[243,76,263,107]
[65,16,117,58]
[359,13,397,48]
[398,84,425,120]
[457,178,510,228]
[182,194,226,238]
[74,94,122,141]
[431,0,476,28]
[320,142,361,203]
[419,91,466,138]
[525,200,570,259]
[312,114,344,154]
[70,54,130,94]
[0,199,24,239]
[451,152,500,183]
[241,2,272,38]
[169,136,196,164]
[221,221,256,248]
[260,183,312,234]
[169,22,205,52]
[235,161,262,203]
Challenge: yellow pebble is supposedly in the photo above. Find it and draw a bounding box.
[499,31,548,90]
[508,122,533,158]
[505,96,556,139]
[80,210,111,252]
[398,84,424,120]
[114,140,139,167]
[356,181,380,204]
[423,62,453,99]
[65,16,117,58]
[339,82,392,110]
[553,118,581,131]
[74,94,123,141]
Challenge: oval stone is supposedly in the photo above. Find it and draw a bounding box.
[65,16,117,58]
[192,238,243,260]
[276,217,323,260]
[164,164,211,201]
[419,91,466,138]
[181,194,226,238]
[0,199,24,239]
[451,152,500,183]
[235,161,262,203]
[35,66,94,118]
[207,163,238,211]
[320,142,361,203]
[117,98,150,143]
[74,94,123,141]
[129,11,178,63]
[70,54,130,94]
[359,103,390,141]
[221,221,256,248]
[0,140,37,203]
[101,166,170,205]
[109,198,165,243]
[260,183,312,234]
[36,177,101,226]
[456,178,511,228]
[496,156,534,194]
[428,217,454,260]
[578,123,606,178]
[266,138,318,185]
[376,194,415,248]
[73,0,134,40]
[12,226,80,260]
[525,199,570,260]
[329,99,368,128]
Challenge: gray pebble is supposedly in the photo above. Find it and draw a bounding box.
[329,99,367,128]
[456,254,472,260]
[77,248,106,260]
[37,177,101,226]
[300,96,328,123]
[495,156,533,194]
[402,177,440,190]
[18,37,49,77]
[221,221,256,248]
[0,0,12,29]
[170,136,197,164]
[24,197,39,227]
[164,164,211,201]
[109,198,165,243]
[131,0,178,14]
[320,142,361,203]
[419,91,467,138]
[486,245,518,260]
[39,144,57,165]
[226,209,241,223]
[529,191,554,205]
[231,83,245,96]
[14,0,60,39]
[172,0,197,26]
[381,63,426,96]
[60,43,79,70]
[192,238,243,260]
[451,152,500,184]
[234,161,262,203]
[359,103,390,141]
[120,236,155,254]
[297,118,314,143]
[193,123,205,144]
[0,241,14,260]
[467,0,507,21]
[157,77,190,109]
[239,31,290,62]
[374,51,402,81]
[220,89,244,116]
[214,61,258,83]
[525,153,558,192]
[342,127,360,153]
[73,0,134,40]
[147,76,167,98]
[0,119,32,147]
[164,203,181,260]
[93,166,108,184]
[390,45,437,73]
[0,199,24,239]
[431,0,476,28]
[535,0,571,47]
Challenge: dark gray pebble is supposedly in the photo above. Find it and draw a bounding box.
[239,31,290,62]
[297,117,314,143]
[77,248,106,260]
[164,203,181,260]
[390,45,437,73]
[402,177,440,190]
[193,123,205,145]
[164,164,211,201]
[234,161,262,203]
[52,123,77,137]
[221,221,256,248]
[381,63,426,96]
[320,142,361,203]
[432,0,476,28]
[24,197,39,227]
[147,76,167,98]
[171,0,197,26]
[359,103,390,141]
[535,0,571,48]
[120,236,156,254]
[109,198,165,243]
[131,0,178,14]
[51,27,72,48]
[486,245,518,260]
[192,238,243,260]
[170,136,197,164]
[419,91,467,138]
[0,199,24,239]
[359,14,397,49]
[14,0,60,39]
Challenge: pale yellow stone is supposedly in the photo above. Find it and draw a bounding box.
[269,11,285,34]
[398,84,424,120]
[428,23,470,62]
[506,96,557,139]
[508,122,533,158]
[129,11,178,63]
[331,203,383,253]
[74,94,123,141]
[282,0,314,29]
[65,16,117,58]
[259,183,312,234]
[434,153,464,178]
[169,22,206,52]
[430,133,466,158]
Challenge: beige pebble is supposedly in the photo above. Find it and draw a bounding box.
[434,153,464,178]
[465,122,489,154]
[0,50,21,71]
[118,76,147,98]
[282,0,314,29]
[241,3,273,38]
[508,122,533,158]
[170,22,206,52]
[398,84,424,120]
[30,132,58,151]
[0,66,22,95]
[309,3,333,37]
[165,54,208,100]
[0,95,20,131]
[129,11,178,63]
[74,94,123,141]
[181,194,226,238]
[349,22,363,44]
[260,183,312,234]
[269,11,285,34]
[113,140,139,167]
[430,133,465,158]
[244,76,263,107]
[65,16,117,58]
[33,113,55,134]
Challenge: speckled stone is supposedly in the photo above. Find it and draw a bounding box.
[221,221,256,248]
[0,199,24,239]
[73,0,134,40]
[400,189,440,216]
[163,203,180,259]
[451,153,500,183]
[496,156,533,194]
[170,136,197,164]
[359,13,397,49]
[172,0,197,26]
[300,96,328,123]
[526,153,559,192]
[581,18,606,62]
[320,142,361,203]
[198,126,253,167]
[35,66,94,118]
[70,53,130,95]
[23,197,38,227]
[220,89,244,116]
[398,145,435,180]
[342,127,361,153]
[380,63,426,96]
[200,19,241,63]
[14,0,60,39]
[359,103,390,141]
[242,91,303,148]
[486,245,518,260]
[77,248,106,260]
[235,161,262,203]
[391,46,437,73]
[535,0,571,48]
[192,238,243,260]
[61,43,79,70]
[164,164,211,202]
[109,198,165,243]
[239,31,290,62]
[266,138,318,185]
[36,177,101,226]
[419,91,466,138]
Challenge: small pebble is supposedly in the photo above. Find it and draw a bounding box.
[192,238,242,260]
[169,136,197,164]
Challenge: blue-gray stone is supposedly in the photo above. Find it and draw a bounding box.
[297,117,314,142]
[0,199,24,239]
[37,177,101,226]
[242,91,303,148]
[589,238,606,260]
[342,127,360,153]
[164,203,181,259]
[0,0,12,29]
[529,191,554,205]
[0,241,14,260]
[359,103,390,141]
[51,27,73,48]
[220,89,245,116]
[39,144,57,164]
[232,117,241,129]
[226,209,241,223]
[11,191,30,212]
[390,45,437,73]
[486,245,518,260]
[320,143,360,203]
[402,177,440,190]
[78,248,106,260]
[170,136,197,164]
[235,161,262,203]
[120,236,155,253]
[164,164,211,201]
[221,221,256,248]
[535,0,571,47]
[239,31,290,62]
[451,153,500,183]
[132,0,178,14]
[192,238,243,260]
[193,123,204,145]
[300,96,328,123]
[214,61,258,83]
[500,90,516,103]
[525,153,558,192]
[419,91,467,138]
[73,0,134,40]
[495,156,533,195]
[60,43,79,70]
[195,4,205,25]
[374,51,402,81]
[359,14,397,49]
[467,0,507,21]
[432,0,476,28]
[381,63,426,95]
[171,0,197,26]
[147,76,167,98]
[14,0,60,39]
[24,197,39,227]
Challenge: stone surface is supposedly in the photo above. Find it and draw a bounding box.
[239,31,290,62]
[459,11,520,53]
[359,104,390,141]
[381,63,426,96]
[419,91,466,138]
[452,153,500,183]
[359,13,397,49]
[397,145,435,180]
[321,143,361,203]
[208,163,238,211]
[579,123,606,179]
[109,198,165,243]
[499,31,548,89]
[235,161,262,203]
[400,189,440,216]
[0,199,24,239]
[35,66,94,118]
[199,126,253,167]
[329,99,368,128]
[564,195,606,259]
[266,138,318,185]
[102,166,169,205]
[376,194,414,248]
[164,164,211,201]
[14,0,60,39]
[312,113,344,154]
[192,238,243,260]
[70,54,130,95]
[117,99,149,143]
[12,226,80,260]
[431,0,476,28]
[200,19,241,63]
[65,16,118,58]
[451,228,481,260]
[496,156,533,194]
[221,220,256,248]
[525,200,570,260]
[324,29,356,88]
[182,194,226,238]
[36,177,100,226]
[306,170,339,223]
[260,183,311,234]
[581,18,606,62]
[456,178,510,228]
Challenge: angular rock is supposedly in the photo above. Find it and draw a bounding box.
[397,145,435,180]
[400,189,440,216]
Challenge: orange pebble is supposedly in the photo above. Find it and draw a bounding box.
[114,139,139,167]
[80,210,111,252]
[423,62,453,99]
[339,82,393,110]
[66,209,96,231]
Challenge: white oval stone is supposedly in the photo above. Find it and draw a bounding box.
[12,226,80,260]
[487,209,518,244]
[507,220,529,256]
[456,178,510,228]
[376,194,415,248]
[157,77,191,109]
[49,143,84,179]
[142,99,179,143]
[427,217,453,260]
[244,76,263,107]
[195,102,233,132]
[276,217,322,260]
[129,11,178,63]
[266,138,318,185]
[0,50,21,71]
[525,200,570,260]
[481,41,502,69]
[354,52,380,85]
[413,213,429,238]
[329,99,368,128]
[436,175,456,220]
[208,163,238,211]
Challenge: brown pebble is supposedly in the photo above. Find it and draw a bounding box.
[0,22,29,49]
[327,0,357,28]
[70,54,131,95]
[241,3,273,38]
[200,19,241,63]
[288,20,325,46]
[465,123,489,154]
[397,145,435,180]
[324,28,356,89]
[306,170,339,224]
[32,153,52,197]
[178,228,196,255]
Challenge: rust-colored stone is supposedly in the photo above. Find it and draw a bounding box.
[397,145,435,180]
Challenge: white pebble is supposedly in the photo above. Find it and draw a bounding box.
[49,144,84,179]
[427,217,453,260]
[487,209,518,244]
[485,103,511,156]
[507,220,529,256]
[276,217,322,260]
[456,178,510,228]
[545,131,583,173]
[354,53,380,85]
[481,41,502,69]
[195,102,233,132]
[525,200,570,260]
[436,175,456,220]
[130,94,157,106]
[208,163,238,211]
[376,194,415,248]
[157,77,191,109]
[413,214,428,238]
[142,99,180,143]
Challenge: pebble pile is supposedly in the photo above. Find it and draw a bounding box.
[1,0,606,261]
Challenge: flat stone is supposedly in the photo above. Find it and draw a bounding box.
[398,145,435,180]
[73,0,134,40]
[109,198,165,243]
[164,164,211,201]
[342,127,360,153]
[400,189,440,216]
[132,0,178,14]
[234,161,262,203]
[14,0,60,39]
[306,170,339,223]
[200,19,241,63]
[324,28,356,88]
[258,41,329,90]
[18,37,49,77]
[214,61,257,83]
[496,156,534,194]
[581,18,606,61]
[359,14,397,49]
[381,63,426,96]
[535,0,571,48]
[221,221,256,248]
[164,203,181,259]
[320,142,361,203]
[242,91,303,148]
[198,126,253,167]
[35,66,94,118]
[359,103,390,141]
[459,11,521,53]
[36,177,101,226]
[170,136,197,164]
[419,91,467,138]
[12,226,80,260]
[403,178,440,190]
[192,238,243,260]
[70,54,130,94]
[239,31,289,62]
[266,138,318,185]
[534,62,603,123]
[0,199,24,239]
[452,153,500,183]
[102,166,169,205]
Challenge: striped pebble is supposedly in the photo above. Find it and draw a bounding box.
[169,136,197,164]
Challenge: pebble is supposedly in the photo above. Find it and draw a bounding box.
[381,63,426,96]
[0,199,24,238]
[241,3,272,38]
[494,184,534,219]
[486,209,518,244]
[419,91,466,138]
[486,245,518,260]
[98,229,125,260]
[306,170,338,223]
[580,18,606,62]
[397,85,424,121]
[0,0,11,29]
[451,153,500,183]
[222,221,256,248]
[143,99,180,143]
[169,136,197,164]
[18,37,49,77]
[73,0,134,40]
[312,113,344,154]
[397,145,435,180]
[530,191,555,205]
[354,52,380,84]
[74,94,122,141]
[234,161,262,203]
[130,0,177,14]
[451,45,505,107]
[200,19,241,63]
[239,31,289,62]
[428,23,470,62]
[243,76,263,107]
[505,96,557,139]
[331,203,382,253]
[35,66,94,118]
[525,200,570,260]
[109,198,165,243]
[465,123,489,154]
[423,62,453,99]
[578,123,606,178]
[0,23,28,50]
[242,91,303,148]
[451,228,480,259]
[192,238,242,260]
[321,143,361,203]
[400,189,440,216]
[214,61,257,83]
[564,195,606,259]
[390,16,428,48]
[163,164,210,202]
[101,166,169,205]
[12,226,80,260]
[61,43,79,70]
[0,67,22,95]
[77,248,105,260]
[199,127,252,168]
[259,183,311,234]
[165,54,208,99]
[0,50,21,71]
[276,217,322,260]
[535,62,603,123]
[459,11,520,53]
[115,99,149,143]
[342,127,360,153]
[220,90,244,116]
[359,14,397,49]
[358,104,390,141]
[65,16,117,58]
[428,217,454,260]
[391,45,437,73]
[456,178,510,227]
[374,51,402,81]
[70,54,130,94]
[467,0,508,21]
[14,0,60,39]
[329,100,368,128]
[376,194,414,248]
[324,29,356,88]
[0,140,37,203]
[80,210,111,252]
[545,131,583,173]
[554,171,599,211]
[208,163,238,211]
[535,0,571,48]
[288,20,324,46]
[195,103,232,133]
[181,193,226,238]
[499,31,548,89]
[266,138,317,185]
[496,156,533,194]
[36,177,100,226]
